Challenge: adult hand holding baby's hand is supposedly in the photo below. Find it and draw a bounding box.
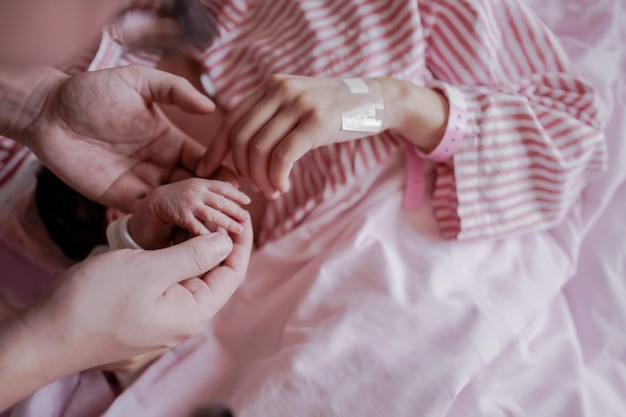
[11,220,252,382]
[129,177,251,249]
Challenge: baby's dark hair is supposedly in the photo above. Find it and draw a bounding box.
[35,167,108,261]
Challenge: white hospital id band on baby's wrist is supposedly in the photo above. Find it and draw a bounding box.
[340,78,385,133]
[106,214,143,250]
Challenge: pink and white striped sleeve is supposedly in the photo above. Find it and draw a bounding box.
[418,0,607,239]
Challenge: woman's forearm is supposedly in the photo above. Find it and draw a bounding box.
[0,65,67,144]
[377,77,452,165]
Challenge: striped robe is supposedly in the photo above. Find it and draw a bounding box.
[73,0,611,241]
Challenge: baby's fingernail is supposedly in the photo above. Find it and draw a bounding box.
[281,179,291,193]
[234,223,244,234]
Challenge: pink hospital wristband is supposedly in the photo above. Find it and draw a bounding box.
[421,86,467,162]
[403,85,468,209]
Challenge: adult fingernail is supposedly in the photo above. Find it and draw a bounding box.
[208,233,233,257]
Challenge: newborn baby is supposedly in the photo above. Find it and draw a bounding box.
[35,166,249,260]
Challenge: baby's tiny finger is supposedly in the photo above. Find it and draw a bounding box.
[203,194,250,223]
[206,181,251,205]
[184,217,212,236]
[196,207,245,235]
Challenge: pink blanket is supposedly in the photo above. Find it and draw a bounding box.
[2,0,625,415]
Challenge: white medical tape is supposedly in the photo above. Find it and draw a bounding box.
[340,78,385,133]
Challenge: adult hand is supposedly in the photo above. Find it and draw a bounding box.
[0,217,253,410]
[31,221,252,368]
[196,75,452,198]
[196,74,384,197]
[16,65,215,212]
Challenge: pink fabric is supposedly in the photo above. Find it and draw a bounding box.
[1,0,625,416]
[403,141,427,209]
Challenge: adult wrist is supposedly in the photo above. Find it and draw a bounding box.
[15,302,83,379]
[375,77,449,154]
[0,309,74,410]
[0,65,69,147]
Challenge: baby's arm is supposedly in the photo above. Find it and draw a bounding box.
[126,178,250,250]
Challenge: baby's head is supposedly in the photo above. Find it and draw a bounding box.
[35,167,117,261]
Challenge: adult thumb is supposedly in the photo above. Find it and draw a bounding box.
[149,233,234,286]
[126,66,215,114]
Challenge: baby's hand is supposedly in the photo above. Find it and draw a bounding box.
[129,178,250,249]
[150,178,250,234]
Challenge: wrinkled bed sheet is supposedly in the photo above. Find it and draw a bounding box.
[1,0,625,416]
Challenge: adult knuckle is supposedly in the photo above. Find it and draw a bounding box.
[249,138,269,156]
[304,107,323,124]
[269,74,292,94]
[272,143,292,163]
[293,94,311,109]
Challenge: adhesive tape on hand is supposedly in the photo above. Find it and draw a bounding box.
[340,78,385,134]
